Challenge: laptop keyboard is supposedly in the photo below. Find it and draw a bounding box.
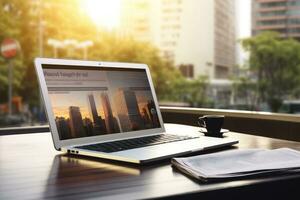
[76,134,199,153]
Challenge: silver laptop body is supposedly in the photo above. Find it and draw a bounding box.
[35,58,238,164]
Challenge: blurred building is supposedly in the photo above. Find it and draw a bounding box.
[120,0,155,42]
[87,94,107,134]
[146,100,160,127]
[214,0,236,79]
[101,93,120,133]
[88,94,100,125]
[69,106,86,138]
[121,0,236,80]
[55,117,71,140]
[82,117,94,136]
[114,88,144,132]
[252,0,300,39]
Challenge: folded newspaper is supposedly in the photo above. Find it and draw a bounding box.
[172,148,300,182]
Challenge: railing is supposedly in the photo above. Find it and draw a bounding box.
[161,107,300,142]
[0,125,49,135]
[1,106,300,142]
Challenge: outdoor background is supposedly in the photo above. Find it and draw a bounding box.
[1,0,300,128]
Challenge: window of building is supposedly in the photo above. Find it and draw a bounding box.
[215,65,229,79]
[258,10,287,17]
[179,64,194,78]
[257,19,286,26]
[288,1,300,7]
[288,18,300,24]
[288,9,300,16]
[288,28,300,33]
[259,2,286,8]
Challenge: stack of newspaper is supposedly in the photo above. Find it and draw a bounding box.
[172,148,300,182]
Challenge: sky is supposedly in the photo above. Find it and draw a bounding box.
[236,0,251,38]
[236,0,251,65]
[80,0,121,30]
[49,91,105,120]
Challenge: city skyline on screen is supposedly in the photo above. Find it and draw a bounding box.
[44,67,161,140]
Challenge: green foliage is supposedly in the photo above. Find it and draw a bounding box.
[0,0,29,103]
[241,32,300,112]
[166,75,209,107]
[0,0,185,109]
[183,76,209,107]
[88,34,186,101]
[232,74,258,111]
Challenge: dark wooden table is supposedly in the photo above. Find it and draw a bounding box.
[1,124,300,200]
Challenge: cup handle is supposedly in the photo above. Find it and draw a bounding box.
[198,117,206,128]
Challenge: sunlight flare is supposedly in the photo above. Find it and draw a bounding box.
[81,0,121,29]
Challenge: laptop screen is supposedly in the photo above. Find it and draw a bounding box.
[42,64,161,140]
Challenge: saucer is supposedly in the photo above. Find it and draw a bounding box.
[199,128,229,134]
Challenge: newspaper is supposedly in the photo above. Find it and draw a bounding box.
[172,148,300,182]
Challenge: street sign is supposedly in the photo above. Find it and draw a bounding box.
[1,38,19,116]
[1,38,18,59]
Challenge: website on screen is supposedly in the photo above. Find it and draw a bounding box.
[42,66,161,140]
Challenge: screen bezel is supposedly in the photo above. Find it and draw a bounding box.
[35,58,165,150]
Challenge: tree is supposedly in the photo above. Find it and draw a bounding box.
[20,0,97,108]
[184,76,209,107]
[0,0,28,104]
[0,0,194,117]
[0,0,183,110]
[168,75,209,107]
[232,75,258,111]
[241,32,300,112]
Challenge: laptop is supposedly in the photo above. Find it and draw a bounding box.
[35,58,238,164]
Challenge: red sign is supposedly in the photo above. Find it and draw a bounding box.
[1,38,18,58]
